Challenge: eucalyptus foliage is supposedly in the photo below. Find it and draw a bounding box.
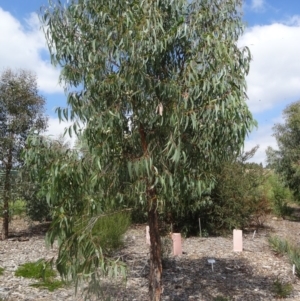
[267,100,300,201]
[0,69,47,239]
[24,135,128,296]
[22,136,70,222]
[32,0,255,299]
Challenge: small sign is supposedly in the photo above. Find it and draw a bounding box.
[208,259,216,271]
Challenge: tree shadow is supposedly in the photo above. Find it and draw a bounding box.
[7,220,51,239]
[93,252,295,301]
[160,256,275,301]
[284,206,300,222]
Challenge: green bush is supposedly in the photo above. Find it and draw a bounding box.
[25,195,51,222]
[268,176,293,217]
[15,259,56,280]
[92,210,131,253]
[22,181,52,222]
[10,199,26,216]
[269,235,300,276]
[272,278,293,299]
[30,279,65,291]
[0,267,4,276]
[15,259,65,291]
[206,154,271,234]
[268,236,290,254]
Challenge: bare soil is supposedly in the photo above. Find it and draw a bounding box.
[1,212,300,300]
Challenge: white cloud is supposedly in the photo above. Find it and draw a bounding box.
[244,125,277,165]
[0,8,62,94]
[45,117,77,147]
[244,113,284,165]
[240,18,300,113]
[250,0,265,11]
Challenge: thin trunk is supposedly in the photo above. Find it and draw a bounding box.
[139,122,162,301]
[148,195,162,301]
[2,147,12,240]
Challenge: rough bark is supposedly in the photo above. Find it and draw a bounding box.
[139,122,162,300]
[148,196,162,301]
[2,149,12,240]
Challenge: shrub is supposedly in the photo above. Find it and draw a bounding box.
[206,151,271,234]
[0,267,4,276]
[30,280,65,291]
[272,278,293,299]
[268,236,290,254]
[92,210,131,253]
[268,176,293,217]
[15,259,56,280]
[269,235,300,276]
[22,182,52,222]
[10,199,26,216]
[15,259,65,291]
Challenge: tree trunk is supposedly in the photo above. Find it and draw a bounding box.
[148,195,162,301]
[139,122,162,300]
[2,190,9,240]
[2,148,12,240]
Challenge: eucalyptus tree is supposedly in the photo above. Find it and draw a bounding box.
[266,100,300,200]
[38,0,254,299]
[0,69,47,239]
[21,135,70,222]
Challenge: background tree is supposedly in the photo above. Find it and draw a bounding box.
[32,0,255,299]
[266,100,300,200]
[24,133,129,297]
[207,146,270,233]
[0,68,47,239]
[21,135,70,222]
[165,146,271,237]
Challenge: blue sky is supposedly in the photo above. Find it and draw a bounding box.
[0,0,300,164]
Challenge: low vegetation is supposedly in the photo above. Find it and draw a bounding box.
[10,199,26,217]
[30,280,65,292]
[269,236,300,276]
[272,277,293,299]
[91,210,131,253]
[0,267,4,276]
[15,259,65,291]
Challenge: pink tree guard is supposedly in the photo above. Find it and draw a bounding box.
[172,233,182,256]
[233,229,243,252]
